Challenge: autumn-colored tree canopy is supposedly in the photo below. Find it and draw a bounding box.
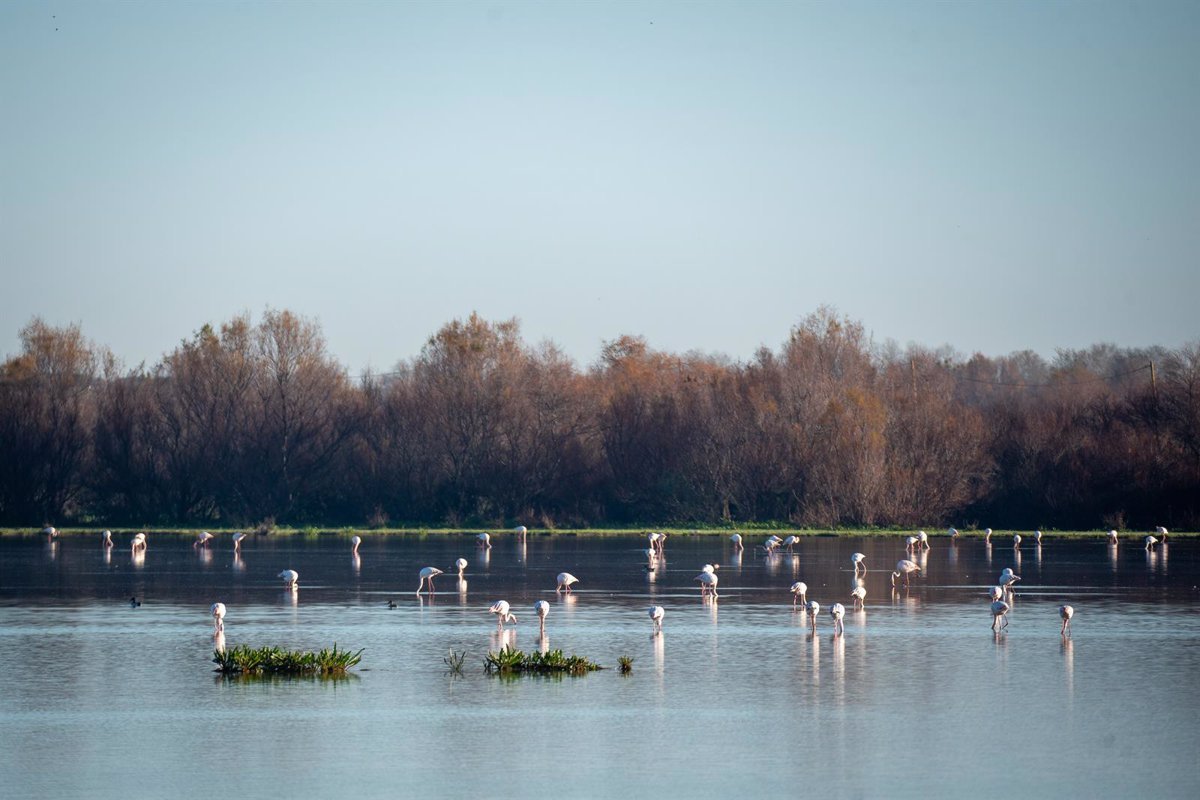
[2,308,1197,530]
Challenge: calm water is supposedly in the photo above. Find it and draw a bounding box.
[2,532,1198,799]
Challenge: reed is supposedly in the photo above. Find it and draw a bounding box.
[484,646,602,676]
[213,643,363,675]
[444,649,467,675]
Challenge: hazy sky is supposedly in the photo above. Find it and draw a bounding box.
[2,0,1197,373]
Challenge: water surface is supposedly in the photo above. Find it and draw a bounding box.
[2,533,1197,798]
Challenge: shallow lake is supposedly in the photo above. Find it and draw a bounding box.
[2,532,1198,798]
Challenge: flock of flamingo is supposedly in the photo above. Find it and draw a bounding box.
[37,522,1173,643]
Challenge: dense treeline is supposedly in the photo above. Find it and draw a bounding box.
[2,308,1197,530]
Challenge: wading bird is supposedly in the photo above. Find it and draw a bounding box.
[985,528,993,543]
[648,605,665,631]
[695,570,719,598]
[892,560,921,587]
[1156,526,1169,543]
[101,530,113,548]
[1059,604,1074,636]
[1107,529,1119,544]
[535,600,549,634]
[556,572,579,594]
[279,569,299,590]
[490,600,517,630]
[477,532,491,549]
[851,586,866,609]
[131,532,147,552]
[989,586,1004,602]
[351,535,362,555]
[1144,535,1159,550]
[455,557,468,577]
[905,536,918,553]
[782,535,799,553]
[730,533,743,551]
[417,566,443,594]
[42,526,57,540]
[991,599,1011,631]
[514,525,528,540]
[194,531,213,549]
[790,581,808,608]
[763,535,782,554]
[998,568,1020,594]
[232,532,247,551]
[830,602,846,635]
[917,531,929,550]
[805,600,820,631]
[1013,533,1022,549]
[211,602,226,633]
[851,552,866,575]
[948,527,959,541]
[1034,530,1043,545]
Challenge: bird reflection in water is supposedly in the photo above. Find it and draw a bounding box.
[730,550,743,570]
[352,553,361,574]
[284,589,299,607]
[536,633,550,655]
[490,628,516,652]
[652,629,665,673]
[103,547,112,566]
[477,548,490,569]
[132,550,145,569]
[1062,636,1074,698]
[457,577,468,596]
[233,552,245,572]
[1012,548,1022,571]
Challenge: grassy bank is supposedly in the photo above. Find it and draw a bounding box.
[3,526,1191,539]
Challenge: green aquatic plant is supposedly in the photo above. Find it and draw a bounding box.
[444,649,467,675]
[618,655,633,674]
[483,646,602,676]
[213,643,363,675]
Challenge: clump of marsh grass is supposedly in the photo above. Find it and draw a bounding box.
[213,643,363,676]
[444,649,467,675]
[484,646,602,676]
[618,655,633,674]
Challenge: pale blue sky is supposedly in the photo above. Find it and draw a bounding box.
[2,0,1197,372]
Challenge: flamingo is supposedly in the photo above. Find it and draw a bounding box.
[917,531,929,550]
[1107,529,1119,544]
[351,535,362,555]
[1144,535,1159,550]
[948,527,959,541]
[790,581,808,608]
[535,600,549,634]
[985,528,993,543]
[194,531,213,549]
[211,602,226,633]
[131,532,147,552]
[477,532,491,549]
[805,600,820,631]
[655,532,668,556]
[1059,604,1074,636]
[1034,530,1043,545]
[851,552,866,575]
[905,536,918,553]
[730,533,744,551]
[490,600,517,629]
[989,585,1004,602]
[851,586,866,609]
[1013,533,1022,549]
[782,535,799,553]
[998,567,1020,594]
[232,532,247,551]
[42,526,57,540]
[830,602,846,635]
[892,559,921,587]
[279,569,299,590]
[763,536,781,554]
[1156,526,1169,543]
[513,525,528,540]
[417,566,443,594]
[701,563,719,575]
[454,557,468,577]
[648,605,665,630]
[991,599,1011,631]
[695,571,719,598]
[648,532,662,555]
[101,530,113,548]
[556,572,579,594]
